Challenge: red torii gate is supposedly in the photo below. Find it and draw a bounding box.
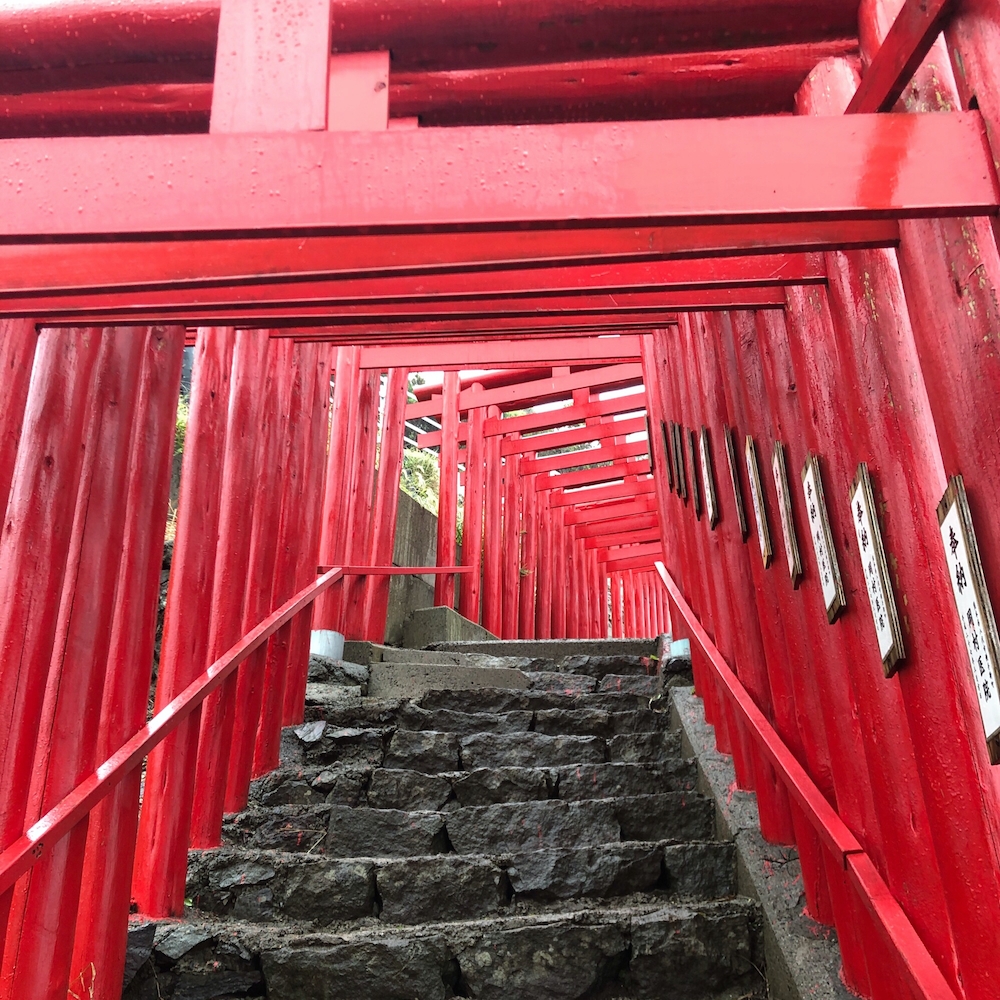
[0,0,999,999]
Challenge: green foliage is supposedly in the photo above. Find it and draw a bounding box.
[406,373,426,404]
[174,394,190,456]
[400,447,440,513]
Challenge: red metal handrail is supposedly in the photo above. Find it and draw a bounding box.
[0,566,344,897]
[654,561,960,1000]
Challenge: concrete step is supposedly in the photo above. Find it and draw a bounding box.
[123,898,763,1000]
[417,686,651,714]
[425,637,658,658]
[223,794,715,856]
[186,841,737,927]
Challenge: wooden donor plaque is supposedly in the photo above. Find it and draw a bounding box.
[688,428,702,520]
[772,441,802,588]
[938,475,1000,763]
[724,426,748,542]
[700,427,719,529]
[745,436,772,568]
[660,421,673,490]
[850,463,904,676]
[801,453,846,623]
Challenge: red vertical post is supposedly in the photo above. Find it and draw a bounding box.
[342,368,381,637]
[501,452,521,639]
[189,329,269,850]
[610,572,623,638]
[552,501,568,638]
[69,328,184,1000]
[592,551,605,638]
[436,371,460,608]
[315,345,360,629]
[566,536,581,639]
[2,328,146,998]
[255,343,319,773]
[226,339,294,812]
[518,473,537,639]
[459,385,486,623]
[0,319,38,519]
[482,410,503,636]
[133,328,234,916]
[363,367,410,641]
[282,345,332,725]
[0,327,103,969]
[535,492,553,638]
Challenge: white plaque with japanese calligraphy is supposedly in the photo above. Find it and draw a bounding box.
[850,463,904,675]
[801,454,845,622]
[745,436,772,568]
[700,427,719,529]
[772,442,802,588]
[938,476,1000,751]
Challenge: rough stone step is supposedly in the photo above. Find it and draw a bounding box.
[224,794,715,856]
[416,687,651,715]
[250,759,697,811]
[280,723,391,769]
[124,898,763,1000]
[186,841,737,927]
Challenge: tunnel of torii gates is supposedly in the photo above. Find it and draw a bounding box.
[5,0,1000,998]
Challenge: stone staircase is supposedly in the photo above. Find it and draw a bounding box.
[122,640,765,1000]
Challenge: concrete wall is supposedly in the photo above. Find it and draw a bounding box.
[385,490,438,645]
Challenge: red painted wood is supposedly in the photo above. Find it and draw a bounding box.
[576,512,659,538]
[409,364,644,420]
[535,493,553,639]
[364,335,642,373]
[254,344,317,776]
[189,330,269,850]
[536,457,652,492]
[226,340,294,812]
[518,474,538,638]
[314,346,360,629]
[0,320,37,521]
[0,328,103,965]
[500,452,522,638]
[503,416,648,457]
[0,568,346,899]
[4,254,827,321]
[584,526,661,550]
[132,327,234,916]
[847,0,952,113]
[549,477,655,507]
[0,223,899,299]
[211,0,331,133]
[482,409,504,637]
[281,345,332,725]
[342,369,381,637]
[435,372,460,609]
[864,12,1000,988]
[1,117,994,241]
[563,495,658,525]
[363,368,411,641]
[69,328,184,1000]
[459,386,486,624]
[0,1,860,78]
[1,329,143,998]
[521,439,648,477]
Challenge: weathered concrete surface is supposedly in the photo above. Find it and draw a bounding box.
[385,490,439,645]
[671,686,852,1000]
[368,661,529,700]
[400,605,497,648]
[426,637,657,657]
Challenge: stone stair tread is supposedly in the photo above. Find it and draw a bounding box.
[129,897,761,1000]
[187,841,737,926]
[224,792,715,856]
[250,759,698,811]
